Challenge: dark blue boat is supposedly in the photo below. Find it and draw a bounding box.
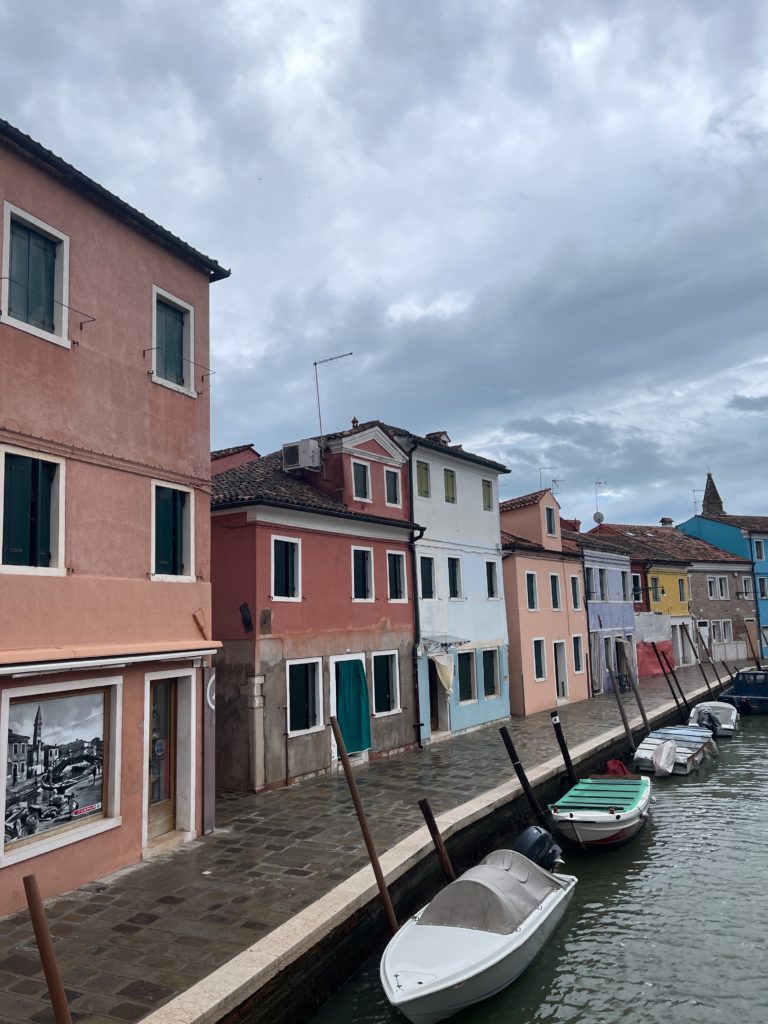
[720,670,768,714]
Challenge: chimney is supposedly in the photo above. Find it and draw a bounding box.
[660,517,674,527]
[351,416,359,428]
[425,431,451,445]
[561,517,581,533]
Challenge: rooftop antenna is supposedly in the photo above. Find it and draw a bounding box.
[593,480,606,526]
[551,477,566,494]
[539,466,557,490]
[314,352,353,449]
[693,489,703,516]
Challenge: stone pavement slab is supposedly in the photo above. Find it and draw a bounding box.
[0,666,723,1023]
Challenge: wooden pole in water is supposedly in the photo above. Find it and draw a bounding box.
[745,625,761,668]
[680,622,715,698]
[660,649,691,714]
[23,875,73,1024]
[607,665,636,751]
[549,711,579,787]
[616,641,650,732]
[329,717,398,935]
[418,798,456,883]
[693,626,726,694]
[651,641,686,723]
[499,726,548,828]
[721,661,735,682]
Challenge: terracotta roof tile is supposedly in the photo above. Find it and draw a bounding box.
[211,444,258,460]
[702,514,768,533]
[499,489,548,512]
[589,523,746,563]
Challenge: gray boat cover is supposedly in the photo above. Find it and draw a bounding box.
[417,850,565,935]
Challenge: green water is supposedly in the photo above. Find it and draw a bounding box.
[311,717,768,1024]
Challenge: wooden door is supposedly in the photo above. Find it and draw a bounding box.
[148,679,176,840]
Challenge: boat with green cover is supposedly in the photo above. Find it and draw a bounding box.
[548,775,652,848]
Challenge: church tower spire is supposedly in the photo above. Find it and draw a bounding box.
[33,705,43,746]
[702,471,725,516]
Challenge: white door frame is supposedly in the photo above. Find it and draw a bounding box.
[328,652,367,763]
[553,640,568,702]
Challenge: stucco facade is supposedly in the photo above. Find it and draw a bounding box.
[0,120,227,915]
[579,544,635,695]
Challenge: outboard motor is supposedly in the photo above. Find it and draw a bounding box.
[698,710,718,735]
[513,825,563,873]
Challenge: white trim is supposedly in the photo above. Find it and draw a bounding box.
[485,559,500,599]
[532,637,547,681]
[150,479,195,582]
[631,572,643,602]
[755,539,765,561]
[553,639,569,700]
[384,467,402,508]
[443,467,457,504]
[0,675,123,867]
[326,426,407,465]
[2,649,214,678]
[525,571,539,611]
[569,574,581,610]
[386,550,408,602]
[329,652,367,760]
[549,572,562,611]
[572,633,585,674]
[456,649,476,703]
[0,443,66,576]
[372,650,401,716]
[242,506,412,543]
[480,647,500,698]
[285,657,324,737]
[271,534,302,602]
[1,201,70,348]
[351,545,375,602]
[350,459,372,503]
[545,505,557,536]
[447,554,463,600]
[742,576,754,598]
[151,285,196,397]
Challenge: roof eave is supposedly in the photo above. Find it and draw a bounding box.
[212,496,420,531]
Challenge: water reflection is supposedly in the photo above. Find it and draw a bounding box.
[311,718,768,1024]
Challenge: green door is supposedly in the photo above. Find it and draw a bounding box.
[335,659,372,755]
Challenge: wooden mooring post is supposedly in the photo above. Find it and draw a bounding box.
[621,658,651,733]
[680,622,715,699]
[499,726,548,828]
[745,627,761,669]
[23,874,73,1024]
[607,665,636,751]
[651,641,686,723]
[549,711,579,787]
[660,648,691,715]
[418,798,456,883]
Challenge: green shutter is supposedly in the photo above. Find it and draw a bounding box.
[374,656,393,713]
[157,300,185,385]
[388,554,403,599]
[3,454,33,565]
[353,549,370,598]
[9,221,30,322]
[483,650,497,696]
[289,663,316,731]
[458,654,473,701]
[33,460,55,567]
[172,490,186,574]
[155,487,173,573]
[420,557,434,599]
[28,230,55,331]
[274,539,296,597]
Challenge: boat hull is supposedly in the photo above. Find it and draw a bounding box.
[551,811,647,848]
[549,776,652,848]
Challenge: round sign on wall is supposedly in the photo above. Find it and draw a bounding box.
[154,738,166,757]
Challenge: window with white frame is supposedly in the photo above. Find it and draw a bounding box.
[707,576,717,599]
[572,635,584,673]
[755,540,765,561]
[570,575,580,609]
[352,460,371,501]
[2,678,121,858]
[482,479,493,511]
[482,649,499,697]
[387,551,407,601]
[384,468,401,506]
[621,571,630,602]
[1,446,64,573]
[598,568,608,601]
[743,576,754,598]
[420,555,435,599]
[373,652,400,714]
[287,659,322,734]
[526,571,538,610]
[533,638,546,680]
[758,577,768,600]
[678,577,687,602]
[352,546,374,600]
[545,506,557,536]
[632,573,642,602]
[2,202,70,347]
[550,573,561,610]
[722,619,733,642]
[457,651,476,701]
[444,468,457,504]
[650,576,661,602]
[585,567,595,599]
[486,560,499,598]
[272,536,300,600]
[448,556,462,599]
[710,620,722,643]
[416,460,430,498]
[718,576,729,599]
[152,286,194,394]
[152,482,194,579]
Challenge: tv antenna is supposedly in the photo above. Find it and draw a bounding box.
[314,352,353,447]
[539,466,558,490]
[693,488,703,516]
[551,477,567,494]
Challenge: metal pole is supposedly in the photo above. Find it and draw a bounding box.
[418,798,456,883]
[651,641,686,723]
[549,711,578,787]
[329,717,398,935]
[607,666,636,751]
[23,874,72,1024]
[680,622,715,698]
[499,726,548,827]
[661,649,691,714]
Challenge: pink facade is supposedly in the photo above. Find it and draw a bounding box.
[0,122,227,915]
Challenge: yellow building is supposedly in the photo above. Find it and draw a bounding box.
[646,564,690,616]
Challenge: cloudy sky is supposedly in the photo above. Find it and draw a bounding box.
[3,0,767,525]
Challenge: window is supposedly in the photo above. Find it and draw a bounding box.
[621,571,630,602]
[153,482,193,579]
[1,448,63,573]
[651,576,661,602]
[420,556,435,599]
[352,460,371,501]
[373,652,400,714]
[758,577,768,600]
[570,575,581,610]
[287,659,322,734]
[486,561,498,598]
[755,540,765,561]
[526,572,538,610]
[352,547,374,600]
[272,536,300,600]
[152,286,194,394]
[416,460,430,498]
[678,578,687,602]
[482,479,493,511]
[448,556,462,598]
[457,651,475,702]
[743,576,754,598]
[585,567,595,599]
[718,576,729,599]
[707,576,717,599]
[722,620,733,642]
[2,202,70,347]
[572,635,584,673]
[632,573,642,602]
[533,639,546,680]
[482,649,499,697]
[550,574,561,610]
[384,469,401,506]
[387,551,407,601]
[710,620,722,643]
[598,568,608,601]
[545,506,557,536]
[444,468,457,504]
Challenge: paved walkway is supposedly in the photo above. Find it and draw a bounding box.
[0,666,722,1024]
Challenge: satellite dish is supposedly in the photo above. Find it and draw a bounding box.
[593,511,605,524]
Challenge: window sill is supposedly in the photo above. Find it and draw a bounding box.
[151,373,197,398]
[534,677,547,683]
[458,697,478,705]
[272,595,302,602]
[352,597,375,603]
[353,495,372,504]
[373,708,401,718]
[0,564,66,577]
[483,692,501,700]
[0,815,122,868]
[387,597,408,604]
[151,572,196,583]
[287,724,325,738]
[0,313,71,349]
[384,501,402,510]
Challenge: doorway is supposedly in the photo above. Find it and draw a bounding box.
[330,654,371,759]
[553,641,568,701]
[428,659,440,733]
[148,678,176,840]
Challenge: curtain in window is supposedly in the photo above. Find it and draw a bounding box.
[429,653,454,695]
[335,660,371,754]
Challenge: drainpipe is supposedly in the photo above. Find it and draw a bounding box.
[749,530,762,667]
[406,442,426,748]
[581,550,594,698]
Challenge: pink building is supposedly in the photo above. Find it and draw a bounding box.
[211,423,419,791]
[500,490,590,715]
[0,119,228,915]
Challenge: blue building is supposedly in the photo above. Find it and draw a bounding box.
[677,473,767,662]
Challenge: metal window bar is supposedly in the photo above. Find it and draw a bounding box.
[142,347,216,390]
[0,277,96,331]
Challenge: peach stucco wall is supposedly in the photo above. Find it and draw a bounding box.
[500,491,561,552]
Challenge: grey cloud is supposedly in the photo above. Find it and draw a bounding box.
[727,394,768,412]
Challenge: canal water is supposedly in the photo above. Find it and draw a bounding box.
[311,716,768,1024]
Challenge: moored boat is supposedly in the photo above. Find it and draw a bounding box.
[548,775,652,848]
[633,725,717,776]
[719,670,768,715]
[688,700,740,737]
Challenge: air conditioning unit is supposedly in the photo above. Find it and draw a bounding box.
[282,438,321,471]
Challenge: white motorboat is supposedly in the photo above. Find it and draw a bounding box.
[380,849,576,1024]
[633,725,717,776]
[548,774,652,847]
[688,701,739,737]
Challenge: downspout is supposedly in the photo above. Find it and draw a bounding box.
[582,550,594,698]
[749,530,762,667]
[406,442,426,748]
